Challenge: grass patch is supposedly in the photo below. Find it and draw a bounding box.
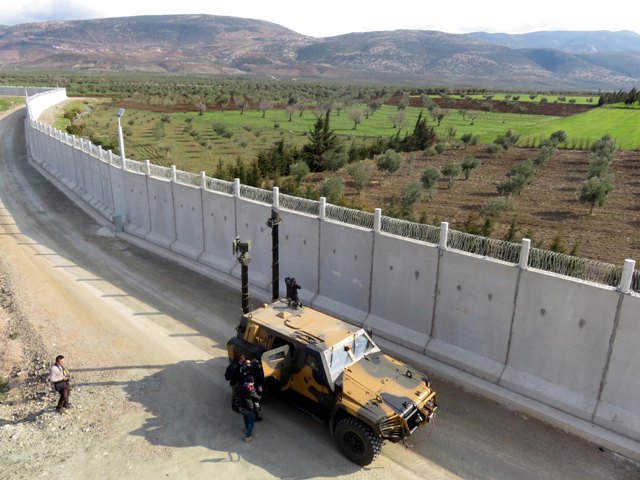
[0,96,24,113]
[516,106,640,150]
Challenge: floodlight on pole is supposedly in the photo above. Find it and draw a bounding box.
[116,108,126,164]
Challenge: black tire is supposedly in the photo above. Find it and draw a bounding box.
[334,416,383,466]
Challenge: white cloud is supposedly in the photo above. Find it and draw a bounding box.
[1,0,102,25]
[1,0,639,36]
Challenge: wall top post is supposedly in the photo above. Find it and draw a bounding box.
[319,197,326,220]
[439,221,449,250]
[200,171,206,190]
[619,259,636,294]
[374,208,382,233]
[171,165,177,182]
[519,238,531,269]
[234,178,241,198]
[272,186,280,209]
[145,160,151,176]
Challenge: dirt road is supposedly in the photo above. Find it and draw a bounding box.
[0,107,638,479]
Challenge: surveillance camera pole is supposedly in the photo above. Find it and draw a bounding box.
[266,206,281,302]
[116,108,126,164]
[233,237,251,314]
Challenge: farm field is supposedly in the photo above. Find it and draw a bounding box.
[322,145,640,266]
[51,97,640,266]
[462,93,596,104]
[0,97,24,113]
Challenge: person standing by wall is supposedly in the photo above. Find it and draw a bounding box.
[48,355,71,413]
[237,375,261,442]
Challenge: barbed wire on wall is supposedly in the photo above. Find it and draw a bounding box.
[325,204,375,229]
[447,229,521,264]
[109,152,123,168]
[148,164,172,180]
[380,216,440,244]
[204,177,235,195]
[124,158,146,174]
[631,269,640,293]
[240,185,273,205]
[528,247,622,287]
[175,170,201,187]
[279,193,320,216]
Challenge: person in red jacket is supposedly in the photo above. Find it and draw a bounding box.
[237,375,261,442]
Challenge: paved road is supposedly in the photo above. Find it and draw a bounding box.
[1,107,638,479]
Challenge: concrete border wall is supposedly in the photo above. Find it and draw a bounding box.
[501,270,620,419]
[365,233,438,352]
[429,250,519,382]
[595,293,640,441]
[146,177,176,249]
[21,89,640,457]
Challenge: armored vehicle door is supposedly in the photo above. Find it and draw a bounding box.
[290,347,333,408]
[262,344,292,390]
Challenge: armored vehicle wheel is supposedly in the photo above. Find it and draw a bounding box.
[334,416,382,466]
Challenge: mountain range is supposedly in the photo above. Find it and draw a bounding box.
[1,14,639,90]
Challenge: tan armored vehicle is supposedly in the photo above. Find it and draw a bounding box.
[227,300,438,465]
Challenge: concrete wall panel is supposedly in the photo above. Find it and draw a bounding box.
[200,191,236,273]
[122,171,150,238]
[595,294,640,441]
[171,183,204,260]
[365,233,438,352]
[427,250,518,381]
[145,177,176,248]
[501,270,619,419]
[314,220,372,325]
[98,160,114,219]
[279,210,320,302]
[234,199,273,290]
[109,167,126,220]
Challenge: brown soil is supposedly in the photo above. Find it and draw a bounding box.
[325,146,640,266]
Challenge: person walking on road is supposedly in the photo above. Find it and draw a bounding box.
[237,375,261,442]
[48,355,71,413]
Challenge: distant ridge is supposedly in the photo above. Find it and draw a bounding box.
[0,14,638,89]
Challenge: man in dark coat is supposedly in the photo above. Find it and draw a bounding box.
[225,354,245,412]
[237,375,261,442]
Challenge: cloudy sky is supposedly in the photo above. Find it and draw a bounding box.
[2,0,639,37]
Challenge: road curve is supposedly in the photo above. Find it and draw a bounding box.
[1,107,638,480]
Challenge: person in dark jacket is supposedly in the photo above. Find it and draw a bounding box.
[225,354,245,411]
[237,375,261,442]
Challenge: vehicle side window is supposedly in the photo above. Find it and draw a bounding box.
[272,336,295,358]
[305,353,319,371]
[304,350,327,386]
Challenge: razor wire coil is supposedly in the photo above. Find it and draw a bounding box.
[380,216,440,244]
[148,164,172,180]
[325,204,374,229]
[527,247,622,287]
[279,194,320,216]
[631,269,640,293]
[124,158,146,174]
[240,185,273,205]
[175,170,201,187]
[447,229,521,264]
[204,177,235,195]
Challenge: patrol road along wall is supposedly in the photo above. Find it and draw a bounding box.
[17,88,640,457]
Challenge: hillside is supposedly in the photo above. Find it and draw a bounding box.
[0,15,639,89]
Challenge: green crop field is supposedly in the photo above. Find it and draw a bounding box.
[63,97,640,174]
[461,93,596,105]
[516,106,640,150]
[0,96,24,112]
